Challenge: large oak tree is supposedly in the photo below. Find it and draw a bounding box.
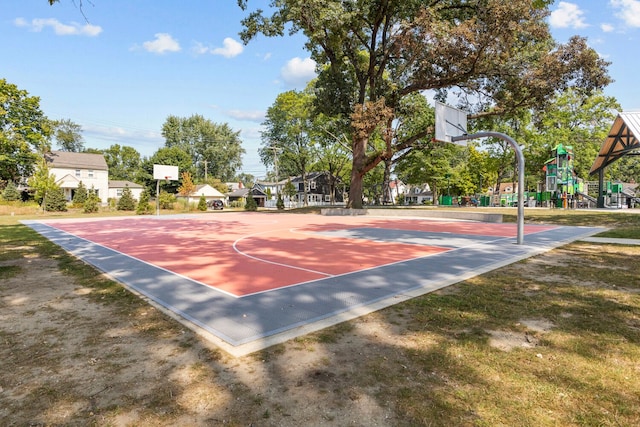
[239,0,611,208]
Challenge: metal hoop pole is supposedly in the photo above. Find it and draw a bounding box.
[452,132,525,245]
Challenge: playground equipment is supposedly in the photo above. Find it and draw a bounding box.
[543,143,580,208]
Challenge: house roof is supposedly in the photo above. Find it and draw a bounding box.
[109,180,143,189]
[289,171,341,184]
[191,184,225,197]
[590,112,640,175]
[227,188,250,197]
[46,151,108,170]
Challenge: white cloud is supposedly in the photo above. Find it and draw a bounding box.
[226,109,265,122]
[549,2,588,29]
[14,17,102,36]
[610,0,640,27]
[142,33,181,54]
[191,41,210,55]
[280,57,317,88]
[212,37,244,58]
[601,23,615,32]
[191,38,244,58]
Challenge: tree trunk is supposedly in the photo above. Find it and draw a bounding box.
[347,136,367,209]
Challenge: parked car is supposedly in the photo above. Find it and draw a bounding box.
[207,200,224,210]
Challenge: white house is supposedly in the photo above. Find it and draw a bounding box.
[180,184,226,205]
[45,151,109,204]
[108,180,144,201]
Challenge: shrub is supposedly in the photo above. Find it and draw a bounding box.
[117,185,136,211]
[136,189,153,215]
[45,187,68,212]
[276,194,285,210]
[198,195,207,211]
[72,181,88,207]
[159,191,176,209]
[83,191,100,213]
[245,196,258,211]
[2,181,20,201]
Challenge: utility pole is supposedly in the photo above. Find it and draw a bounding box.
[268,145,280,198]
[203,160,208,181]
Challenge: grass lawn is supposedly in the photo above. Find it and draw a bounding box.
[1,205,639,426]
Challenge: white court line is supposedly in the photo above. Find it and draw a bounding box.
[232,228,333,277]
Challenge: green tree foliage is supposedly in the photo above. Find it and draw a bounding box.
[2,181,21,201]
[239,0,611,208]
[72,181,88,207]
[244,194,257,211]
[136,189,153,215]
[283,179,297,207]
[198,195,207,211]
[141,146,191,195]
[260,90,318,206]
[0,79,51,183]
[276,193,284,210]
[532,89,620,181]
[51,118,84,152]
[45,187,68,212]
[159,190,176,209]
[83,188,100,213]
[28,156,57,206]
[116,185,136,211]
[472,89,620,191]
[236,173,254,188]
[102,144,142,182]
[395,142,462,203]
[161,114,245,182]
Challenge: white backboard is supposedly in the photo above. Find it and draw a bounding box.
[435,102,468,144]
[153,164,179,181]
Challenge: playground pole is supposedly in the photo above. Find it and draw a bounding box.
[453,132,525,245]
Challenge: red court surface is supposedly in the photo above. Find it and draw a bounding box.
[44,213,556,297]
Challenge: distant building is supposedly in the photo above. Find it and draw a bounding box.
[178,184,226,205]
[108,180,144,201]
[45,151,109,204]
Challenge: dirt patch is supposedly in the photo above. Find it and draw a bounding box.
[0,253,405,426]
[486,318,555,352]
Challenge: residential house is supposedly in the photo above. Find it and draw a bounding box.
[178,184,226,205]
[403,184,434,205]
[227,186,267,207]
[108,180,144,201]
[387,179,407,204]
[45,151,109,204]
[288,172,344,206]
[255,178,289,207]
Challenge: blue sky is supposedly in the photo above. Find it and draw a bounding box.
[3,1,640,177]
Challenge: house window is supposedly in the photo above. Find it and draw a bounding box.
[116,189,123,197]
[310,181,316,190]
[88,170,94,178]
[75,169,81,178]
[324,195,331,202]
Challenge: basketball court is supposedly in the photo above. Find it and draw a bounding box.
[22,212,603,356]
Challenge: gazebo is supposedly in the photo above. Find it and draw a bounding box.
[589,112,640,208]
